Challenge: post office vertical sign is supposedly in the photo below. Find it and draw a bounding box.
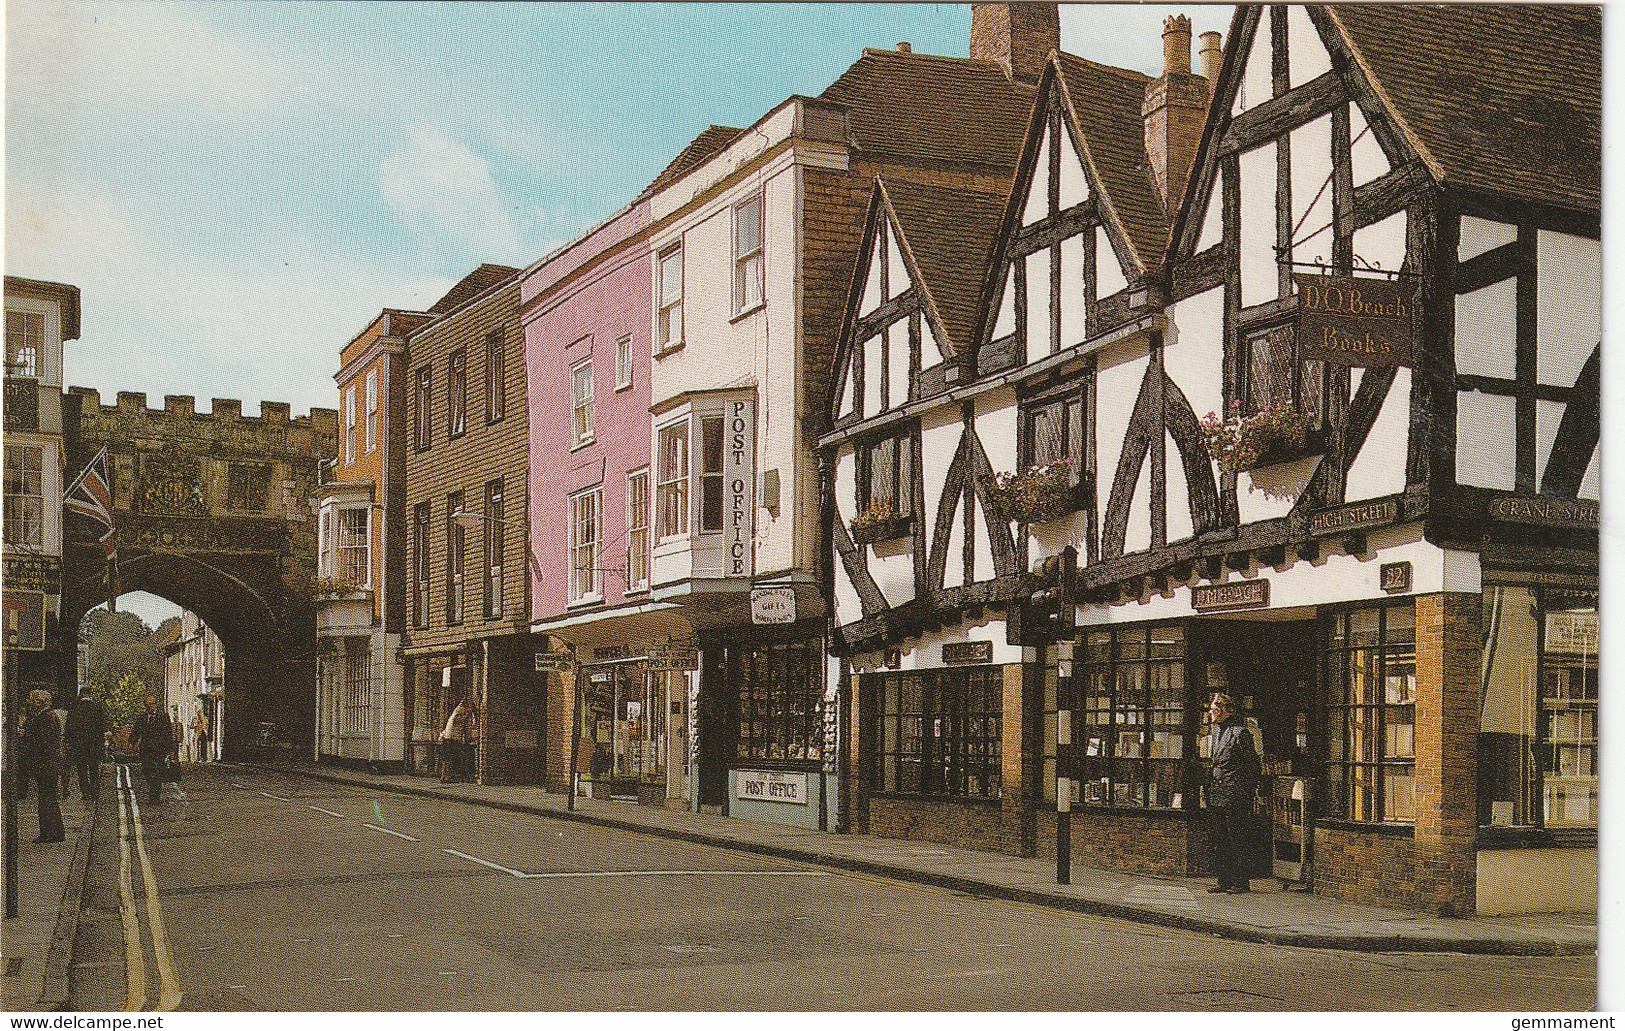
[727,394,756,578]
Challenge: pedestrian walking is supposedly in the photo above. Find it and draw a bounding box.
[167,705,183,780]
[65,686,108,802]
[191,708,211,763]
[22,690,65,843]
[130,696,174,804]
[1206,692,1260,894]
[52,701,71,799]
[439,696,473,783]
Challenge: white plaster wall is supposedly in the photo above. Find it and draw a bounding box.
[1125,462,1151,554]
[1060,234,1086,349]
[1026,248,1051,360]
[1196,186,1223,251]
[1287,5,1332,86]
[1348,103,1389,187]
[887,223,909,299]
[1025,127,1051,226]
[1345,367,1411,501]
[1028,510,1088,570]
[1455,278,1518,380]
[833,554,862,628]
[1097,227,1127,297]
[992,266,1017,339]
[1166,287,1225,425]
[976,387,1018,476]
[887,322,910,409]
[1536,399,1565,487]
[943,501,966,589]
[1536,230,1601,387]
[972,495,997,584]
[1456,391,1517,490]
[1459,215,1517,263]
[920,318,943,370]
[870,543,916,608]
[1477,849,1597,916]
[1059,128,1089,209]
[1290,114,1335,267]
[1352,211,1408,276]
[1096,343,1150,529]
[1075,524,1466,626]
[1165,431,1194,543]
[1233,21,1274,114]
[920,407,961,543]
[833,447,862,626]
[859,235,884,318]
[863,329,884,417]
[850,617,1021,673]
[1580,452,1600,501]
[1239,143,1279,307]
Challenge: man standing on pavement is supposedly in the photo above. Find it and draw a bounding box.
[65,687,108,803]
[1206,692,1259,894]
[130,695,173,804]
[22,690,65,843]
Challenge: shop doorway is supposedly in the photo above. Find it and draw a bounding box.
[580,661,666,800]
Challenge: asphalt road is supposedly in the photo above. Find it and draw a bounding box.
[67,763,1598,1011]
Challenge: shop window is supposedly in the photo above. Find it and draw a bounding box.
[656,422,689,538]
[1323,602,1416,823]
[343,649,370,737]
[856,431,914,522]
[3,444,45,549]
[1242,323,1325,428]
[1076,625,1185,809]
[873,668,1001,799]
[736,643,823,763]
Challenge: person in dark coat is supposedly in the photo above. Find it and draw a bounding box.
[129,695,173,804]
[1206,692,1260,894]
[64,687,109,802]
[22,690,65,842]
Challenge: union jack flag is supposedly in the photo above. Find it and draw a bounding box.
[64,445,117,558]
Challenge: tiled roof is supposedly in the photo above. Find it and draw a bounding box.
[1054,53,1169,271]
[820,48,1034,169]
[427,263,521,316]
[1329,4,1599,213]
[644,125,742,194]
[880,176,1011,353]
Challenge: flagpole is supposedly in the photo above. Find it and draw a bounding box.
[62,444,108,500]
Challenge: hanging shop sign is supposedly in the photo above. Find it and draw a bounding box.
[1192,579,1270,613]
[735,769,808,806]
[2,591,46,651]
[3,555,61,594]
[941,641,994,665]
[1380,561,1413,594]
[648,643,699,672]
[1308,499,1398,536]
[1544,611,1598,656]
[534,652,576,674]
[1489,496,1599,530]
[750,585,796,625]
[726,395,757,579]
[1295,273,1418,368]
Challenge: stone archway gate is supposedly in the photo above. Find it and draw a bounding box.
[60,389,337,759]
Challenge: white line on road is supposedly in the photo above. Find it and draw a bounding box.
[442,849,526,877]
[308,806,347,819]
[259,791,292,802]
[515,869,829,879]
[363,823,418,841]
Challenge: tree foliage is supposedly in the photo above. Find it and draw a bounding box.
[79,607,176,732]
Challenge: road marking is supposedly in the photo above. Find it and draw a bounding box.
[259,791,292,802]
[514,868,829,879]
[230,782,249,789]
[385,934,405,939]
[115,774,147,1013]
[363,823,418,841]
[307,805,347,819]
[227,985,248,991]
[334,977,356,983]
[127,788,184,1011]
[442,849,526,877]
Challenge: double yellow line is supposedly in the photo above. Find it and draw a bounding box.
[116,766,183,1011]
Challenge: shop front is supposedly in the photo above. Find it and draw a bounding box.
[575,650,668,804]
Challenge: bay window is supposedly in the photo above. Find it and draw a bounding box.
[656,422,689,538]
[5,309,42,378]
[337,507,369,588]
[4,444,44,549]
[699,416,724,533]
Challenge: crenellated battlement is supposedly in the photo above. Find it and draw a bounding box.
[68,385,338,440]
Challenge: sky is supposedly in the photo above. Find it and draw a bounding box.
[12,2,1231,631]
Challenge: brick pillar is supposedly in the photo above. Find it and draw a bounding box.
[1000,661,1028,856]
[1413,592,1480,915]
[546,669,576,793]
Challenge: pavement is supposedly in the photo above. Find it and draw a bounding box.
[251,760,1596,957]
[1,781,97,1013]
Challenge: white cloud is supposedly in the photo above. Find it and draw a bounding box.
[379,126,522,262]
[7,1,317,120]
[6,183,455,416]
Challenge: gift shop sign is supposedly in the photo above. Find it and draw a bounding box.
[1295,274,1418,368]
[735,769,807,806]
[726,397,756,578]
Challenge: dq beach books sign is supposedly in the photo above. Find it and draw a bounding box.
[1295,273,1418,368]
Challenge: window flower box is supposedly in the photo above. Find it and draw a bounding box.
[1200,402,1320,474]
[314,576,369,601]
[849,499,913,545]
[989,458,1084,524]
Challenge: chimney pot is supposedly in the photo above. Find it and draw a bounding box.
[1162,14,1193,76]
[897,41,911,53]
[1199,31,1223,83]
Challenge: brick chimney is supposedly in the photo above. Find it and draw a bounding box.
[1142,15,1214,212]
[970,3,1060,84]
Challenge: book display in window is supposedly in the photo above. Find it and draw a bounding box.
[1541,607,1598,827]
